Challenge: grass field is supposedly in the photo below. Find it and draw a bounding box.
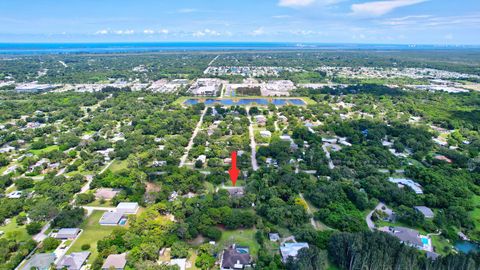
[68,210,117,263]
[469,195,480,241]
[218,228,260,258]
[108,159,128,173]
[29,145,59,155]
[431,235,453,256]
[0,216,30,242]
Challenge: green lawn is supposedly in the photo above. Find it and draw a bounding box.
[203,182,215,194]
[218,228,260,258]
[469,195,480,241]
[108,159,128,173]
[431,235,454,256]
[86,199,114,207]
[29,145,59,155]
[68,210,117,263]
[0,216,31,242]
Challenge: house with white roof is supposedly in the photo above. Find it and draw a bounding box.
[280,242,309,263]
[116,202,139,214]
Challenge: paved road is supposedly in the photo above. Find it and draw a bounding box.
[179,107,208,167]
[322,145,335,169]
[366,202,386,231]
[208,55,219,66]
[81,206,116,216]
[246,108,259,171]
[274,120,279,132]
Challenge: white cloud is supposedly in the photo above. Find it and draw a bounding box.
[251,27,266,36]
[159,29,170,34]
[279,0,315,7]
[351,0,427,17]
[193,29,220,37]
[178,8,198,13]
[95,29,109,35]
[379,14,480,28]
[143,29,155,34]
[114,29,135,35]
[278,0,343,7]
[272,15,292,19]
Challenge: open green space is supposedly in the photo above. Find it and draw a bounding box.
[108,159,128,173]
[0,216,30,242]
[68,210,117,263]
[29,145,59,155]
[218,228,260,258]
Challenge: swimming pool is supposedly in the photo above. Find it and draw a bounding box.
[422,237,429,245]
[184,98,306,106]
[119,218,127,225]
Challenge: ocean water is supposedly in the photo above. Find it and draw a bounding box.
[0,42,475,55]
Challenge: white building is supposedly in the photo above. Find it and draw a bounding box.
[116,202,139,214]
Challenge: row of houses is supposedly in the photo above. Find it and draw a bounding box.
[21,252,126,270]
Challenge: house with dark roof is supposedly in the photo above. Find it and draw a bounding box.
[379,226,424,249]
[225,187,245,198]
[22,253,56,270]
[56,251,90,270]
[220,245,252,270]
[102,253,127,270]
[55,228,81,239]
[280,242,309,263]
[414,206,435,219]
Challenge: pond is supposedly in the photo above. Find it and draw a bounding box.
[454,240,480,253]
[184,98,306,106]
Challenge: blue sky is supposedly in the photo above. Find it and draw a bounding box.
[0,0,479,44]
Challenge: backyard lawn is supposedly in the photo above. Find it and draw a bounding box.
[67,210,117,263]
[109,159,128,173]
[0,216,30,242]
[218,228,260,258]
[29,145,59,155]
[469,195,480,241]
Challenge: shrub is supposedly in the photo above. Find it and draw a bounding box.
[26,222,43,235]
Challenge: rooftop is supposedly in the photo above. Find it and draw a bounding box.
[102,253,127,270]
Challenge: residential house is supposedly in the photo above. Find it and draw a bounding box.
[260,130,272,138]
[99,212,125,226]
[221,245,252,270]
[197,155,207,164]
[7,190,23,199]
[225,187,245,198]
[56,252,90,270]
[280,242,309,263]
[414,206,434,219]
[170,258,187,270]
[254,115,267,126]
[102,253,127,270]
[269,233,281,242]
[55,228,81,239]
[22,253,56,270]
[95,188,121,200]
[116,202,139,215]
[379,226,425,250]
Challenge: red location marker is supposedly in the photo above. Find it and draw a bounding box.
[228,151,240,186]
